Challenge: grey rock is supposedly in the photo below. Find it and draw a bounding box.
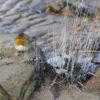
[92,53,100,64]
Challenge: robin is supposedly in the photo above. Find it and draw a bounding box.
[15,33,31,52]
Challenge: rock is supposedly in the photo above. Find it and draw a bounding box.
[85,68,100,92]
[59,9,75,17]
[0,35,47,100]
[0,52,35,99]
[34,88,54,100]
[58,88,99,100]
[0,85,12,100]
[47,0,67,14]
[92,52,100,64]
[0,34,37,99]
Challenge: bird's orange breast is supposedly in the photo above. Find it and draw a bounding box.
[16,38,26,46]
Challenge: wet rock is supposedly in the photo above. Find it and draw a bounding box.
[32,1,48,14]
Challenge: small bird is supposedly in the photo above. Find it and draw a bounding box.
[15,33,31,52]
